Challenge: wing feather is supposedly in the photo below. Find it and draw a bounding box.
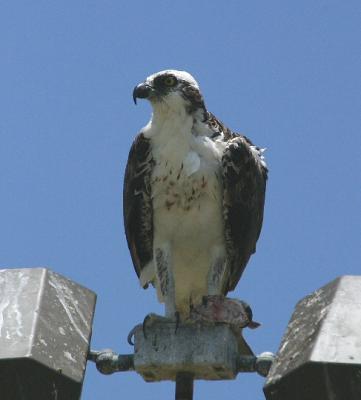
[222,134,268,291]
[123,133,154,286]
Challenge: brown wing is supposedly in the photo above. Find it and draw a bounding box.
[222,134,268,292]
[123,133,154,286]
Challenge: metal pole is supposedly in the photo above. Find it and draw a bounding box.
[175,372,194,400]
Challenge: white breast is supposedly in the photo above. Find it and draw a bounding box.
[147,110,225,221]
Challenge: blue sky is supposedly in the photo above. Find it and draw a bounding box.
[1,1,360,399]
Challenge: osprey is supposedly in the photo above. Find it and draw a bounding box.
[124,70,267,320]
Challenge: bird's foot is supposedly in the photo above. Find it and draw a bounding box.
[142,312,181,339]
[127,312,183,345]
[142,313,164,339]
[127,313,166,345]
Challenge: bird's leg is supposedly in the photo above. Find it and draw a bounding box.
[154,245,176,318]
[128,241,176,343]
[207,256,227,297]
[132,244,180,339]
[201,254,228,322]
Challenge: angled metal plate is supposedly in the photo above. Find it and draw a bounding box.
[264,276,361,400]
[0,267,96,400]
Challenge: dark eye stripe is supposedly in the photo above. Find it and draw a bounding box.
[154,74,177,88]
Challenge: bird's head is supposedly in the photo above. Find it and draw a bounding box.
[133,70,206,118]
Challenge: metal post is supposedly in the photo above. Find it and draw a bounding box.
[175,372,194,400]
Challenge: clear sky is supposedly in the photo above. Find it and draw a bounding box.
[1,1,360,399]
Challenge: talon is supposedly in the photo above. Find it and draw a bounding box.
[127,331,134,346]
[127,324,141,345]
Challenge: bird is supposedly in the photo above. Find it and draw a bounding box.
[124,70,267,322]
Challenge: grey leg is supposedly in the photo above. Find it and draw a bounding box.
[154,246,176,317]
[207,257,227,296]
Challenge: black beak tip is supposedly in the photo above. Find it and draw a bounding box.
[133,83,151,105]
[132,85,139,105]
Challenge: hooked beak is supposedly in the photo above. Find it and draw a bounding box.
[133,83,153,104]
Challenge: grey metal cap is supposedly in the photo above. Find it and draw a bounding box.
[0,267,97,400]
[264,275,361,400]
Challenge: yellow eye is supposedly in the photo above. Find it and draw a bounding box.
[164,76,177,86]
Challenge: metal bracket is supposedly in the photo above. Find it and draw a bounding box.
[88,349,274,377]
[88,350,134,375]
